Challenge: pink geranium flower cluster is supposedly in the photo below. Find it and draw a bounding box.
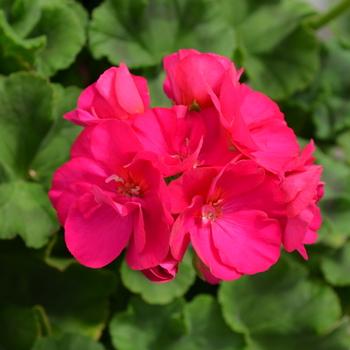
[49,49,323,283]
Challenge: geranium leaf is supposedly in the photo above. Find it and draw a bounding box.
[30,2,87,77]
[0,10,45,74]
[109,296,186,350]
[218,0,319,99]
[218,256,342,348]
[30,84,82,189]
[243,25,319,100]
[169,294,246,350]
[0,253,117,339]
[31,334,106,350]
[120,249,196,305]
[321,240,350,286]
[0,72,55,179]
[88,0,235,68]
[0,180,58,247]
[0,303,44,350]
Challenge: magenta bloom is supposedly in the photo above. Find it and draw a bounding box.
[64,64,150,126]
[163,49,236,109]
[169,161,285,280]
[141,251,179,283]
[209,72,300,176]
[49,120,171,270]
[280,141,323,258]
[132,105,206,176]
[49,49,324,283]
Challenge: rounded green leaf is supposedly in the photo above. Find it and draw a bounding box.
[0,180,58,247]
[31,3,87,77]
[169,294,246,350]
[0,303,43,350]
[219,256,341,336]
[120,250,196,305]
[0,10,45,74]
[31,334,106,350]
[243,25,319,100]
[321,240,350,286]
[0,253,117,339]
[0,72,55,178]
[89,0,235,68]
[30,84,82,189]
[109,296,186,350]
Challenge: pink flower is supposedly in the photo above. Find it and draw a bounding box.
[279,141,323,258]
[209,70,300,176]
[64,64,150,126]
[163,49,238,109]
[169,161,285,281]
[131,105,206,176]
[141,251,179,283]
[49,120,171,270]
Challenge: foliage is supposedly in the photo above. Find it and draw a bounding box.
[1,0,350,349]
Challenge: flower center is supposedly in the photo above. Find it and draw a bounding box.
[105,174,141,197]
[201,199,223,224]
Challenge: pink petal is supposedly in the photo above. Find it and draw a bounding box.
[190,222,243,281]
[90,120,144,175]
[78,83,97,110]
[199,107,232,165]
[115,63,145,114]
[49,157,115,208]
[240,90,284,126]
[176,54,227,108]
[63,109,98,127]
[207,160,265,201]
[283,203,315,252]
[212,210,281,274]
[65,192,134,268]
[249,120,300,175]
[170,195,204,261]
[70,125,95,159]
[168,167,218,214]
[132,75,150,111]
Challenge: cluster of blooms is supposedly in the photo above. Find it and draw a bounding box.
[49,49,323,284]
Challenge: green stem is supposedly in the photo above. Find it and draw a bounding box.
[309,0,350,30]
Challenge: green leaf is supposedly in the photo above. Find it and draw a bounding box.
[5,0,42,38]
[313,146,350,244]
[218,0,319,99]
[109,296,186,350]
[30,84,82,188]
[218,256,342,348]
[0,73,83,247]
[243,25,319,100]
[248,320,350,350]
[0,10,45,74]
[31,334,106,350]
[30,2,87,77]
[219,0,315,54]
[0,303,44,350]
[332,8,350,49]
[120,249,196,305]
[169,295,246,350]
[0,72,55,179]
[0,180,58,248]
[0,253,117,339]
[337,131,350,164]
[89,0,235,68]
[321,240,350,286]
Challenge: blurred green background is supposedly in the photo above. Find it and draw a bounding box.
[1,0,350,349]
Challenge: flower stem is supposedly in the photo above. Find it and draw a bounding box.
[309,0,350,30]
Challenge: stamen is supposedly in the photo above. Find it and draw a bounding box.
[105,174,125,183]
